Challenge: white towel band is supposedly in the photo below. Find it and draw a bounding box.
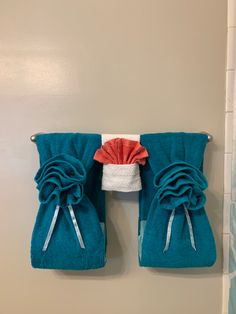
[102,163,142,192]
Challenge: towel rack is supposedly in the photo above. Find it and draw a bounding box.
[30,132,213,143]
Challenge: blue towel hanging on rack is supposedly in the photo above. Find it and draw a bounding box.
[139,132,216,268]
[31,133,106,270]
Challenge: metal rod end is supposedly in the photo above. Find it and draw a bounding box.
[30,133,43,143]
[30,134,37,142]
[201,131,213,142]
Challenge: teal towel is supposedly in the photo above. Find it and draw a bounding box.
[139,132,216,268]
[31,133,106,270]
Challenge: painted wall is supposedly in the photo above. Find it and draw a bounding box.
[0,1,226,314]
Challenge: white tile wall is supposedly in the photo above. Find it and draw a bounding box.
[226,70,235,112]
[228,0,236,27]
[224,153,232,194]
[225,112,233,153]
[227,28,236,71]
[223,234,230,274]
[223,274,230,313]
[223,1,236,313]
[224,193,231,234]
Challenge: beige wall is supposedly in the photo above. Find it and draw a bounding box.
[0,1,226,314]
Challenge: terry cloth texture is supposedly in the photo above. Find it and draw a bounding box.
[31,133,106,270]
[139,132,216,268]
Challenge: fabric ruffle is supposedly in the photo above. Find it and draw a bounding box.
[35,153,86,207]
[152,161,208,252]
[93,138,148,165]
[154,161,208,211]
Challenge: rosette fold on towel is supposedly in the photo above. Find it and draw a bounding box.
[31,133,106,270]
[94,137,148,192]
[139,132,216,268]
